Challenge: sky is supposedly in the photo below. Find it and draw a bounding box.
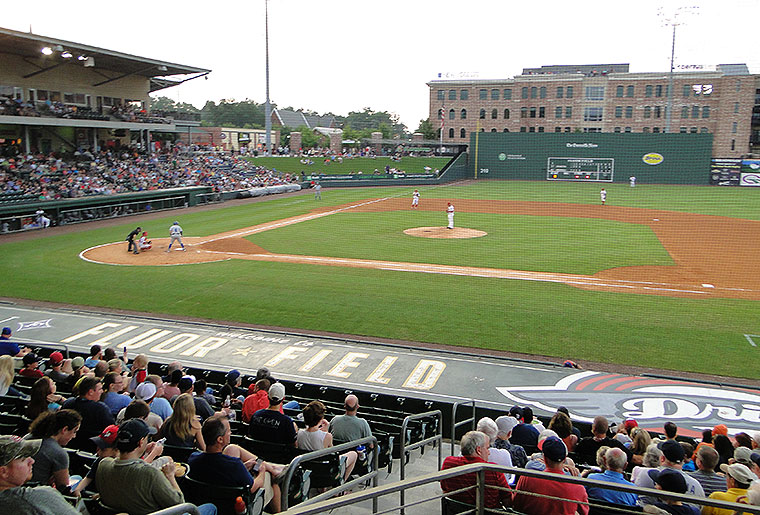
[4,0,760,130]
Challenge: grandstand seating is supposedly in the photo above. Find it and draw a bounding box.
[181,476,266,515]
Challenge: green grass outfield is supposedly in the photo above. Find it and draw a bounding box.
[2,181,759,379]
[245,156,449,176]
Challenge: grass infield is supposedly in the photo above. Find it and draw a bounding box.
[2,181,759,379]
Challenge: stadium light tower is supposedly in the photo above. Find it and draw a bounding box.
[658,4,699,133]
[264,0,272,156]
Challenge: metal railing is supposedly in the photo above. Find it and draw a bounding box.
[148,503,201,515]
[280,462,760,515]
[450,400,476,456]
[279,435,379,511]
[399,410,442,515]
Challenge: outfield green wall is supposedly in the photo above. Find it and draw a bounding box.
[469,133,713,184]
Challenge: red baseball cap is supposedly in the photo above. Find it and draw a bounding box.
[48,351,64,365]
[91,425,119,449]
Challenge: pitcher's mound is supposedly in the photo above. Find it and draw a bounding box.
[404,227,487,239]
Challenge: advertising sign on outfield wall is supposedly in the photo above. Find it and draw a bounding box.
[740,173,760,186]
[710,158,742,186]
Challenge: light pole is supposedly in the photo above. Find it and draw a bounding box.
[658,5,699,134]
[264,0,272,156]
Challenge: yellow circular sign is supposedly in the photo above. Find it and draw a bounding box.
[642,153,664,165]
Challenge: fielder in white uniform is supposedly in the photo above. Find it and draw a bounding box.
[167,221,186,252]
[412,190,420,209]
[446,203,455,229]
[600,188,607,205]
[138,232,152,251]
[629,176,636,187]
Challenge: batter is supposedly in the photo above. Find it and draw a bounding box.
[446,203,455,229]
[167,221,186,252]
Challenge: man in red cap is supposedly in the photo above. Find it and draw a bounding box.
[73,425,120,495]
[45,352,69,385]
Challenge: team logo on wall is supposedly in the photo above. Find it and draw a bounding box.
[642,153,664,165]
[740,173,760,186]
[16,319,53,331]
[496,371,760,435]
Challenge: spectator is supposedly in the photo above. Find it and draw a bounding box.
[631,442,664,484]
[27,409,81,490]
[575,416,632,465]
[62,376,115,451]
[634,440,704,505]
[548,411,578,453]
[118,398,163,434]
[440,431,512,510]
[645,468,699,515]
[189,415,283,513]
[630,427,653,466]
[749,452,760,480]
[702,463,755,515]
[523,406,545,433]
[476,417,514,482]
[249,383,297,446]
[72,424,120,495]
[585,447,638,506]
[101,371,130,415]
[509,406,540,448]
[663,421,678,440]
[242,378,271,423]
[176,377,214,421]
[194,379,215,405]
[45,352,69,385]
[493,415,528,468]
[297,401,358,480]
[0,436,79,514]
[681,442,696,471]
[162,369,183,400]
[686,446,725,496]
[61,356,86,393]
[19,353,43,379]
[127,354,149,393]
[0,355,22,397]
[93,360,108,379]
[144,375,173,421]
[714,435,734,467]
[96,418,215,515]
[735,433,754,451]
[83,345,102,369]
[0,327,29,357]
[219,369,245,405]
[512,436,589,514]
[161,393,204,450]
[26,377,63,420]
[328,394,372,446]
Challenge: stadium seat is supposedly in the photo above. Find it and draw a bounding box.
[181,476,265,515]
[240,437,300,464]
[162,444,196,463]
[588,499,643,515]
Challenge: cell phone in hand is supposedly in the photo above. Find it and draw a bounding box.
[156,437,166,445]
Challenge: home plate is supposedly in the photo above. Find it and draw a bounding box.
[702,284,714,288]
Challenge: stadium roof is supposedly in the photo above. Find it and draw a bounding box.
[0,26,210,91]
[272,108,336,129]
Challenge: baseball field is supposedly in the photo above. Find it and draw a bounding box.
[3,180,760,379]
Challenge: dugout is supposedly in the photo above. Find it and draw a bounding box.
[470,132,713,184]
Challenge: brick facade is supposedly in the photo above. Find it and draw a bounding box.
[428,65,758,157]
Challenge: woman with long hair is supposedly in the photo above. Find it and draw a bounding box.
[629,428,652,467]
[161,393,205,450]
[0,354,22,397]
[296,400,357,480]
[547,411,577,453]
[713,434,734,467]
[26,376,64,420]
[28,409,82,489]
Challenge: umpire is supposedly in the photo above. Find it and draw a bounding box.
[126,226,141,254]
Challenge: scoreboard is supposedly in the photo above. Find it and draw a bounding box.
[546,157,614,182]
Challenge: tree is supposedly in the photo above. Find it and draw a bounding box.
[342,108,407,138]
[416,118,436,140]
[149,96,201,114]
[200,99,266,128]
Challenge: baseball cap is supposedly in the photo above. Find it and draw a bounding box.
[135,382,157,401]
[623,418,638,431]
[734,446,753,466]
[1,327,10,336]
[750,452,760,468]
[720,463,756,484]
[268,382,285,403]
[91,425,119,450]
[537,429,559,450]
[116,419,156,447]
[495,416,519,435]
[648,468,688,494]
[541,436,567,462]
[22,353,39,366]
[256,367,270,380]
[226,369,241,382]
[71,356,85,370]
[713,424,728,436]
[48,351,64,365]
[658,440,685,463]
[0,435,41,466]
[508,406,523,419]
[177,376,194,392]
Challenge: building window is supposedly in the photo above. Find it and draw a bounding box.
[555,106,562,118]
[626,85,634,97]
[615,106,623,118]
[529,107,536,118]
[614,127,621,132]
[491,108,498,119]
[503,128,509,132]
[449,109,455,120]
[504,109,510,119]
[520,107,528,118]
[479,89,487,100]
[566,86,574,98]
[583,107,603,121]
[616,85,624,97]
[624,127,632,133]
[449,90,456,101]
[461,128,466,138]
[480,128,485,132]
[654,106,661,118]
[736,80,742,92]
[503,88,512,99]
[585,86,604,100]
[539,87,546,99]
[529,127,536,132]
[644,106,651,118]
[491,128,497,132]
[437,90,444,100]
[521,87,528,99]
[565,127,571,132]
[555,127,562,132]
[734,102,739,114]
[565,106,572,118]
[530,87,537,98]
[680,127,687,133]
[692,105,700,118]
[645,85,653,97]
[449,128,455,138]
[556,86,564,98]
[583,127,602,133]
[461,109,467,119]
[520,126,526,132]
[491,89,500,100]
[702,106,709,118]
[655,85,663,97]
[682,85,691,97]
[653,127,660,133]
[700,127,708,133]
[538,126,545,132]
[732,122,738,133]
[732,139,736,150]
[625,106,633,118]
[691,127,698,133]
[539,107,545,118]
[479,108,486,119]
[681,106,689,118]
[643,127,650,133]
[460,89,469,100]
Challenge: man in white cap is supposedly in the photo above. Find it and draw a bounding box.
[493,415,528,468]
[0,435,79,514]
[702,462,756,515]
[248,382,297,446]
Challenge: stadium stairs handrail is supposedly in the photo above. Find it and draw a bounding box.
[399,409,443,515]
[449,400,476,456]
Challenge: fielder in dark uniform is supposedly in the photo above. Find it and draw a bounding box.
[126,227,141,254]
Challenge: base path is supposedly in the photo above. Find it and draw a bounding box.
[80,198,760,300]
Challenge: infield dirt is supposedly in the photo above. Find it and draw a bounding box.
[81,198,760,300]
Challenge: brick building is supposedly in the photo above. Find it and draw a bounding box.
[428,63,759,157]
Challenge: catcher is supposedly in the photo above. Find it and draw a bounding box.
[138,231,152,251]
